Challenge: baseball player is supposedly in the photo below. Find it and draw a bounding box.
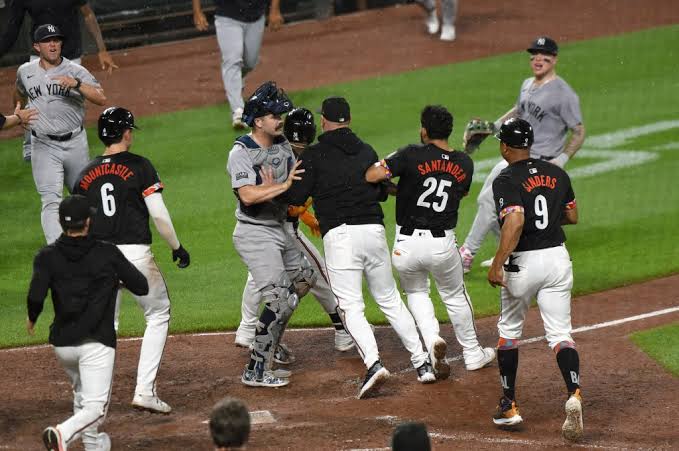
[192,0,282,129]
[14,24,106,245]
[366,105,495,378]
[1,1,118,162]
[459,36,585,273]
[73,107,190,414]
[416,0,458,41]
[487,118,582,442]
[235,107,355,355]
[289,96,435,399]
[227,81,312,388]
[0,102,37,130]
[28,195,149,451]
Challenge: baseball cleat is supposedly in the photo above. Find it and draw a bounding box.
[459,246,474,274]
[272,368,292,379]
[562,389,584,441]
[241,365,290,388]
[232,107,248,130]
[358,361,390,399]
[334,329,356,352]
[425,10,439,35]
[415,360,436,384]
[132,393,172,414]
[480,257,494,268]
[465,347,496,371]
[42,426,66,451]
[96,432,111,451]
[430,336,451,380]
[273,343,295,365]
[234,335,253,348]
[493,396,523,427]
[440,24,456,41]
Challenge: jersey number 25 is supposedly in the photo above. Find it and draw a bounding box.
[417,177,452,212]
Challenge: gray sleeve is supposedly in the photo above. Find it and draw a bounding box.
[515,78,531,109]
[559,88,583,129]
[227,145,257,189]
[72,63,101,88]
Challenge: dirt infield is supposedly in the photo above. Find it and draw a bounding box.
[2,276,678,450]
[2,0,679,137]
[1,1,678,449]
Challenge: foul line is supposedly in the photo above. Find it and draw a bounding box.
[2,306,678,355]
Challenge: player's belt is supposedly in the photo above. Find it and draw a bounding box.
[32,126,83,142]
[399,227,446,238]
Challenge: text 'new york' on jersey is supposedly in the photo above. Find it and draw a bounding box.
[73,152,163,244]
[385,143,474,230]
[492,158,575,252]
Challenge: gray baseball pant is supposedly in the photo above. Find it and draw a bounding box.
[215,15,266,114]
[417,0,458,26]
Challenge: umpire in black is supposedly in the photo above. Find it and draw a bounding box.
[288,97,430,400]
[27,194,148,451]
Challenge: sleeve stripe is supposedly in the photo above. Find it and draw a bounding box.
[565,199,577,210]
[499,205,524,220]
[142,182,164,198]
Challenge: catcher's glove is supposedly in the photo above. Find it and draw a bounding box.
[463,119,496,155]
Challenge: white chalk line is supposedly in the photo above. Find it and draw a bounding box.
[3,305,678,355]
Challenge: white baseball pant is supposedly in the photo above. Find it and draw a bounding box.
[392,226,489,364]
[498,245,574,349]
[235,222,339,344]
[53,342,114,450]
[323,223,428,369]
[114,244,170,397]
[462,159,508,256]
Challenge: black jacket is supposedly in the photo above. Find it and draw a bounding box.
[288,127,385,236]
[27,235,148,348]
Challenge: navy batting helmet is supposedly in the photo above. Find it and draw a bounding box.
[242,81,293,127]
[284,108,316,144]
[98,107,138,144]
[496,118,533,149]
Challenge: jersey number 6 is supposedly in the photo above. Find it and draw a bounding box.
[101,183,117,217]
[417,177,452,212]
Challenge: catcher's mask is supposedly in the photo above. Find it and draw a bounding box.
[284,108,316,144]
[98,107,139,144]
[242,81,293,127]
[496,118,533,149]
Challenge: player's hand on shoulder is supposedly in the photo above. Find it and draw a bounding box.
[172,244,190,269]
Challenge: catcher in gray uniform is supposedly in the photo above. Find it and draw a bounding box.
[459,36,586,273]
[14,24,106,244]
[226,81,311,388]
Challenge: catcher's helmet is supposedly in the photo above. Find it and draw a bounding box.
[496,118,533,149]
[242,81,293,127]
[98,107,138,143]
[284,108,316,144]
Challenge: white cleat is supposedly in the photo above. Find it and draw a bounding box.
[430,336,451,380]
[562,389,584,441]
[132,393,172,414]
[465,347,496,371]
[480,257,494,268]
[96,432,111,451]
[334,329,356,352]
[232,107,248,130]
[440,24,456,41]
[425,11,439,35]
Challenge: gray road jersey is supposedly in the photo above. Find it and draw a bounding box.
[227,137,296,226]
[516,76,582,158]
[16,58,100,135]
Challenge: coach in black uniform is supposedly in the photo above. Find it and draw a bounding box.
[487,118,583,442]
[288,97,432,399]
[74,107,190,414]
[366,105,496,379]
[28,194,148,451]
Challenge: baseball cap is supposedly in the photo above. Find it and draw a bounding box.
[33,24,64,43]
[59,195,96,228]
[320,97,351,123]
[526,36,558,55]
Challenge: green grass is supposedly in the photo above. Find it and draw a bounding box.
[2,25,679,347]
[631,323,679,377]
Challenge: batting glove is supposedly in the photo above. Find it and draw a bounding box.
[172,244,190,268]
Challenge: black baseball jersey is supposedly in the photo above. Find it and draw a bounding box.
[74,152,163,245]
[492,158,576,252]
[385,144,473,230]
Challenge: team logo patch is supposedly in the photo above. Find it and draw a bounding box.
[537,37,546,45]
[236,171,248,180]
[270,157,282,168]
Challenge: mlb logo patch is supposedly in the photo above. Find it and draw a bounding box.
[529,168,538,174]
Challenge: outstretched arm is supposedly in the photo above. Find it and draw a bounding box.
[144,192,181,250]
[80,3,118,74]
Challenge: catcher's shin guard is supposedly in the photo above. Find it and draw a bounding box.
[291,256,317,298]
